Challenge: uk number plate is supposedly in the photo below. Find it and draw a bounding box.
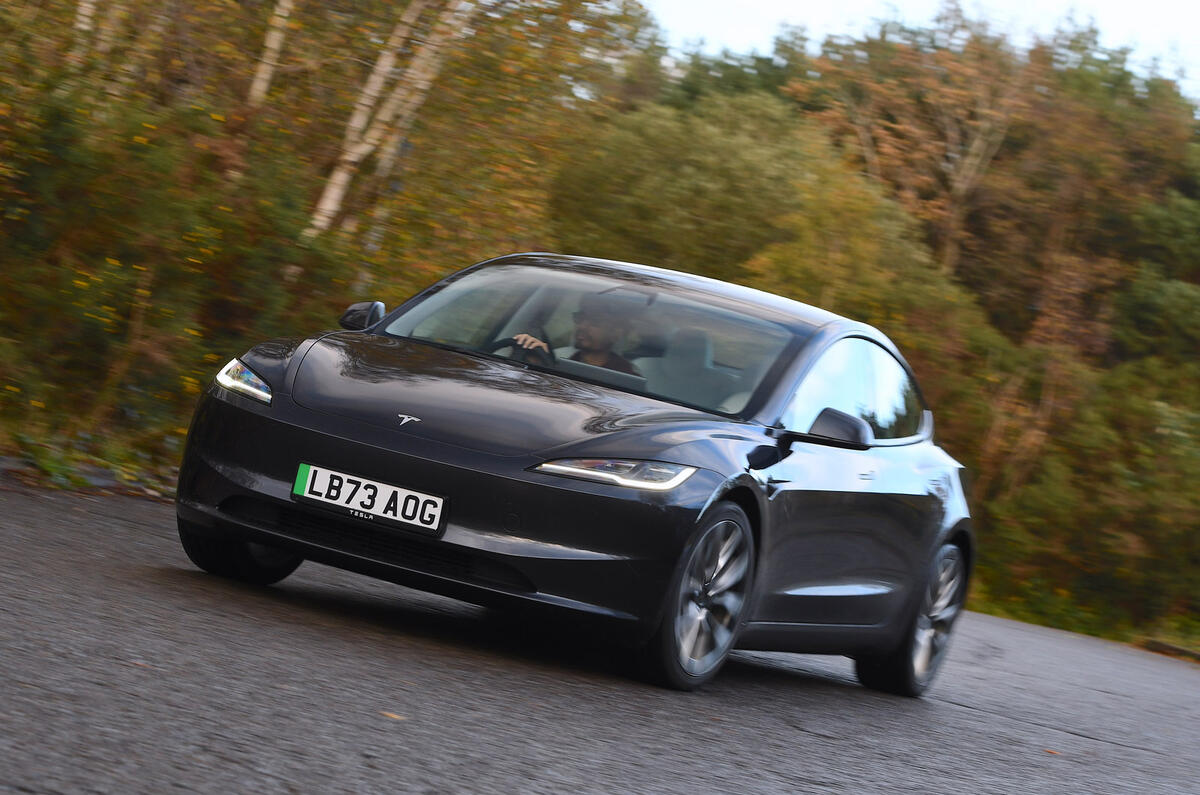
[292,463,444,532]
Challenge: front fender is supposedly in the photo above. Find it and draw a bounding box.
[239,333,339,399]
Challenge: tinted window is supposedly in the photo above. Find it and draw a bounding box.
[406,272,529,346]
[865,344,924,439]
[383,264,799,415]
[780,338,873,433]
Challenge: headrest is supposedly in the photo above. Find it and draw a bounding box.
[666,328,712,367]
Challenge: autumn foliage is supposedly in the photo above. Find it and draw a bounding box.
[1,1,1196,644]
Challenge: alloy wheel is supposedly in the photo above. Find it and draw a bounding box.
[911,545,965,684]
[674,519,752,677]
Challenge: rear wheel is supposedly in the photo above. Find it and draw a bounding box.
[856,542,966,697]
[644,504,755,690]
[178,518,303,586]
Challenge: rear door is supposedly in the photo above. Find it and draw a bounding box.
[858,342,943,612]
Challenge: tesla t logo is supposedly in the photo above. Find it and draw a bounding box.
[396,414,421,426]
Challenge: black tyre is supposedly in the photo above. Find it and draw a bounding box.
[856,542,966,697]
[178,518,303,586]
[644,503,756,690]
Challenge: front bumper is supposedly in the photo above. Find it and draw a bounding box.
[176,388,721,633]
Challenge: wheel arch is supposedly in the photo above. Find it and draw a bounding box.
[945,519,975,578]
[712,482,763,552]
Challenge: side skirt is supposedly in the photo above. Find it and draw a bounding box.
[736,620,905,656]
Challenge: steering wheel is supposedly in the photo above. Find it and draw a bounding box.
[483,335,557,366]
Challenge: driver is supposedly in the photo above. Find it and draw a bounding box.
[513,293,640,376]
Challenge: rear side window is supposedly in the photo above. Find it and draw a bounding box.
[865,344,924,439]
[780,338,873,433]
[781,337,925,439]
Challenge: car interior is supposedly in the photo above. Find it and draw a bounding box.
[390,268,792,415]
[500,286,783,414]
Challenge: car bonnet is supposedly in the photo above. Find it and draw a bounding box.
[290,332,717,458]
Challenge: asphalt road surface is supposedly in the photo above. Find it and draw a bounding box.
[2,485,1197,794]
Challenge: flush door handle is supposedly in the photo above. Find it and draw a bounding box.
[858,470,876,481]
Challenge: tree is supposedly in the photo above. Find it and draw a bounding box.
[987,358,1200,634]
[793,4,1033,276]
[551,93,820,282]
[661,26,810,110]
[963,27,1195,501]
[247,0,300,108]
[362,0,668,289]
[743,141,1013,472]
[305,0,472,237]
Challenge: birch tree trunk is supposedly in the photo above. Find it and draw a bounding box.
[357,131,412,282]
[68,0,100,68]
[247,0,298,108]
[338,0,431,151]
[108,8,170,99]
[304,0,473,237]
[94,1,129,58]
[307,0,431,235]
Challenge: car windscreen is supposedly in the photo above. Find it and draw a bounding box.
[382,264,798,415]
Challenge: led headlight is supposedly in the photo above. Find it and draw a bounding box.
[535,459,696,490]
[215,358,272,404]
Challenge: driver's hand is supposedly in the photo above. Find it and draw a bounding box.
[512,333,549,352]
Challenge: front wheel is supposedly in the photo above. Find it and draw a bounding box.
[644,504,756,690]
[178,518,303,586]
[855,542,966,697]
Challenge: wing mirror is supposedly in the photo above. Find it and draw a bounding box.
[338,301,386,330]
[778,407,875,451]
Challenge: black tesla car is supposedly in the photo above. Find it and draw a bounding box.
[176,253,972,693]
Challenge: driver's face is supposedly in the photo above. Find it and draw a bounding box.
[573,312,619,353]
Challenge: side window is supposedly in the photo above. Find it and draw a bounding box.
[780,338,874,433]
[864,343,925,439]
